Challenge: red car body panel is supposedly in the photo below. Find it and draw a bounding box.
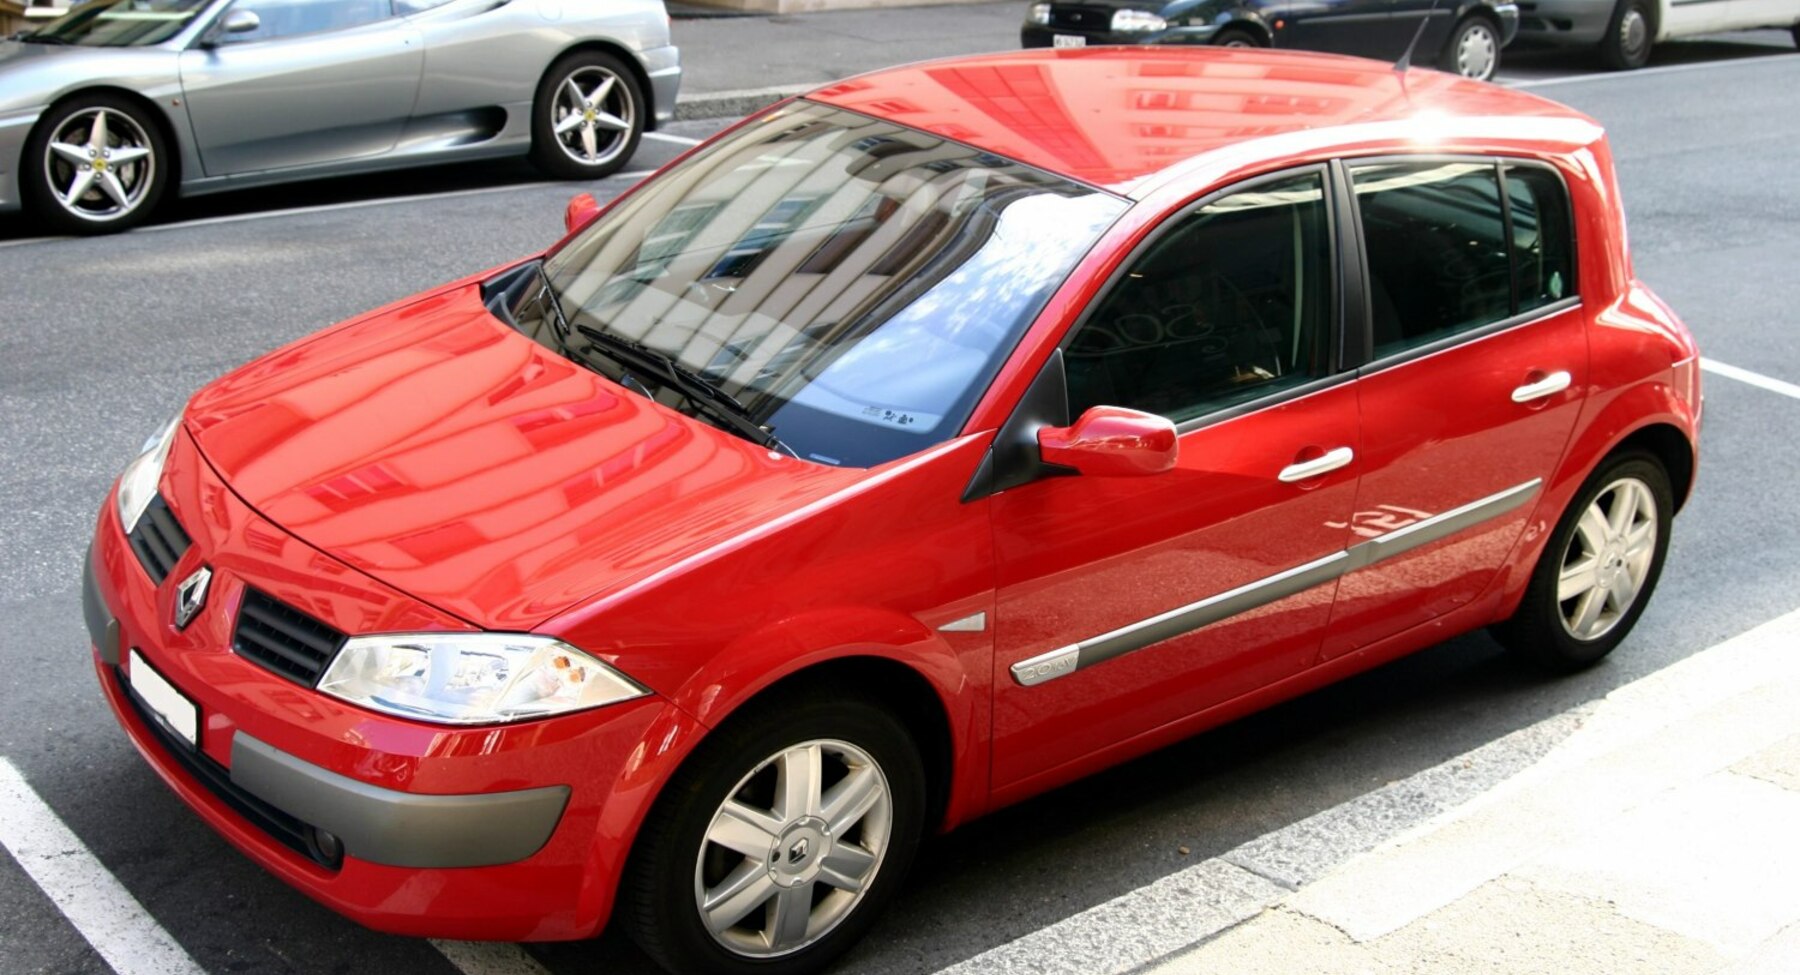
[86,47,1701,945]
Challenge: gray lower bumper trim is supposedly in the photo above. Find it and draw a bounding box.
[82,544,122,666]
[230,734,570,869]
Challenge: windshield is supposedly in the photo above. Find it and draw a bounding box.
[24,0,212,46]
[537,101,1126,468]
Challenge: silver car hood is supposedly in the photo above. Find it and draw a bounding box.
[0,41,182,114]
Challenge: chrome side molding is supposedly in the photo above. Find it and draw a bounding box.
[1009,478,1543,686]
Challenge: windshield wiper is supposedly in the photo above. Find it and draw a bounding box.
[18,34,71,44]
[571,323,789,454]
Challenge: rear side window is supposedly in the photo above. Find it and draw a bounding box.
[1351,160,1576,360]
[1505,165,1576,314]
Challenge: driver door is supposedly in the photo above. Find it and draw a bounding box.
[178,0,423,175]
[988,168,1361,794]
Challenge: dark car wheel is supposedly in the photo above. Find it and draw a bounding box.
[1439,16,1501,81]
[1493,451,1673,672]
[624,690,926,975]
[530,50,644,180]
[24,93,169,235]
[1212,26,1262,48]
[1599,0,1654,70]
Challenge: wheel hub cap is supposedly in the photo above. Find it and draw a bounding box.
[770,817,831,888]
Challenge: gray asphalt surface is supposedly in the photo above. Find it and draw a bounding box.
[2,52,1799,975]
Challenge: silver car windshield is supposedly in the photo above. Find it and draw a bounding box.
[540,102,1126,468]
[25,0,211,46]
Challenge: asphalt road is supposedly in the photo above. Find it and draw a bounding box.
[2,51,1799,975]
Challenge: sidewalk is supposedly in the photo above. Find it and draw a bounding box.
[1148,608,1800,975]
[668,1,1021,119]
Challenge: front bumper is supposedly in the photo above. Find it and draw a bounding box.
[0,108,40,213]
[85,429,683,940]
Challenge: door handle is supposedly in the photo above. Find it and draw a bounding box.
[1511,371,1572,403]
[1279,446,1354,483]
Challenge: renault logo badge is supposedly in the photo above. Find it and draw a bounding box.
[173,566,211,630]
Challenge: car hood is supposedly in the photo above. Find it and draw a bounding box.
[0,41,179,114]
[184,281,866,632]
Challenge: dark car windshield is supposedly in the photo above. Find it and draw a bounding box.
[24,0,212,46]
[536,101,1126,468]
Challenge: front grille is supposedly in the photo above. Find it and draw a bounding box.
[114,667,340,870]
[233,589,347,687]
[1047,4,1112,30]
[128,494,191,585]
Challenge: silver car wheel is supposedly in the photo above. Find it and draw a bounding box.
[42,108,156,223]
[550,65,636,169]
[1557,475,1658,641]
[694,738,892,959]
[1618,8,1650,62]
[1455,22,1499,80]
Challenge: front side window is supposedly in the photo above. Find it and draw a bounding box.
[537,102,1127,468]
[1064,170,1333,424]
[219,0,396,43]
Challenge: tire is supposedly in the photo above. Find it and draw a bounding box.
[1212,27,1262,48]
[623,690,927,975]
[23,93,169,235]
[1439,16,1502,81]
[529,50,645,180]
[1598,0,1654,70]
[1492,451,1674,672]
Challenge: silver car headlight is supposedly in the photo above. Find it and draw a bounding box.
[116,414,181,534]
[1111,9,1167,30]
[316,633,650,724]
[1028,2,1052,25]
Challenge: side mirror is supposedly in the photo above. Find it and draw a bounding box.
[1037,406,1178,478]
[564,192,600,235]
[221,9,261,34]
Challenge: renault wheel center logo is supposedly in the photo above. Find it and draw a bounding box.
[173,565,211,630]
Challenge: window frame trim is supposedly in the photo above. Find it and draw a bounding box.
[1339,153,1582,374]
[1051,161,1349,437]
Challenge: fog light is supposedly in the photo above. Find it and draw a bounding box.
[308,827,344,867]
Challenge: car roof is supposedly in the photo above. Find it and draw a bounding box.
[805,47,1601,197]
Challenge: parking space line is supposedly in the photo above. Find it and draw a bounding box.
[1702,357,1800,401]
[0,758,205,975]
[1510,52,1793,88]
[431,940,554,975]
[643,131,703,146]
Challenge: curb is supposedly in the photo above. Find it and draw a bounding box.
[673,83,817,121]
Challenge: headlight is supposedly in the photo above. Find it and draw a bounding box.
[317,633,650,725]
[116,414,180,534]
[1027,2,1051,25]
[1111,9,1167,30]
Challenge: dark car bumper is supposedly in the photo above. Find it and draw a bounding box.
[1513,0,1613,45]
[1022,24,1217,47]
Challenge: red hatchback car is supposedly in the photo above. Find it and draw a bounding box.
[85,47,1699,975]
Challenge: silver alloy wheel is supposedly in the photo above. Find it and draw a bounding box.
[550,65,635,169]
[1557,475,1658,641]
[694,738,892,959]
[1454,22,1499,80]
[1221,37,1253,48]
[42,108,155,223]
[1618,7,1650,62]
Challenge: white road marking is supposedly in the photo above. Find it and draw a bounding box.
[1702,357,1800,400]
[0,757,205,975]
[642,131,703,146]
[1510,52,1793,88]
[431,940,554,975]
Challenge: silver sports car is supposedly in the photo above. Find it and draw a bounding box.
[0,0,680,233]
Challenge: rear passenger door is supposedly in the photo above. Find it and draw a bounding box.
[1321,158,1588,659]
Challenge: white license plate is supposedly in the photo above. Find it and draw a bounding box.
[128,649,198,748]
[1052,34,1086,48]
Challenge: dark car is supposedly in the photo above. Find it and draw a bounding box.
[1022,0,1521,80]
